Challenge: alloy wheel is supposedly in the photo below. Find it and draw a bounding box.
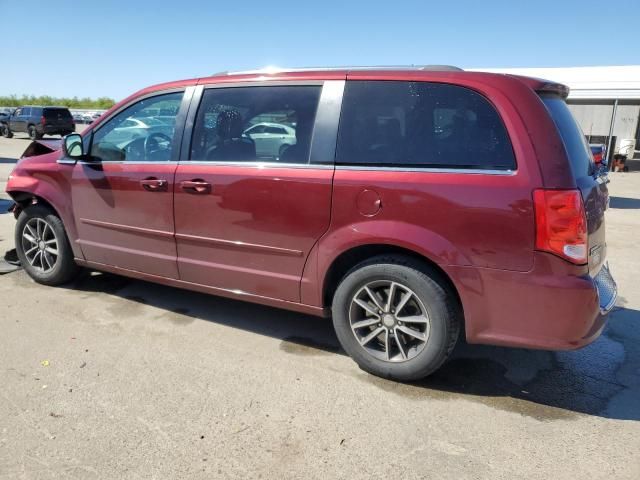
[21,218,59,273]
[349,280,430,362]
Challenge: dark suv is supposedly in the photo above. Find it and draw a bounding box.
[1,106,74,140]
[5,66,617,381]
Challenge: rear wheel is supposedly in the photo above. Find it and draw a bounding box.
[28,125,42,140]
[1,124,12,138]
[15,205,80,285]
[278,144,290,159]
[331,255,460,381]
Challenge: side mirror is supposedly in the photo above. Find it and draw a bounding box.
[62,133,84,160]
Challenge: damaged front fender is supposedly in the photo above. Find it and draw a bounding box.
[8,201,21,218]
[21,139,63,159]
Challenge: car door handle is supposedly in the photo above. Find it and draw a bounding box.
[180,180,212,194]
[140,178,167,192]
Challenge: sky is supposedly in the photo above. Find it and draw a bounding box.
[2,0,638,101]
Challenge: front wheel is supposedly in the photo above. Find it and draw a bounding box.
[1,124,12,138]
[332,255,460,381]
[15,205,80,285]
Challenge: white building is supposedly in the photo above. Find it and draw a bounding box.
[477,66,640,159]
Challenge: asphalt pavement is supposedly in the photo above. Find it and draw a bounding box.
[0,135,638,479]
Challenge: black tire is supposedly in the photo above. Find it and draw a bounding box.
[278,144,290,159]
[331,255,460,381]
[15,204,80,286]
[1,123,12,138]
[28,125,40,140]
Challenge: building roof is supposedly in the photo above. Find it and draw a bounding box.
[473,66,640,100]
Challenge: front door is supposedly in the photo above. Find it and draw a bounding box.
[10,107,29,132]
[174,83,340,302]
[71,90,188,278]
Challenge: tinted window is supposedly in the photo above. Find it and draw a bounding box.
[542,96,593,178]
[91,92,183,162]
[336,81,516,170]
[190,86,321,163]
[31,107,42,116]
[21,108,31,116]
[44,108,71,118]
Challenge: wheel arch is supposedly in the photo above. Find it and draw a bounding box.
[9,191,60,218]
[7,190,84,260]
[321,243,463,316]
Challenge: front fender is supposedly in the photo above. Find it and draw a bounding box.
[6,155,83,260]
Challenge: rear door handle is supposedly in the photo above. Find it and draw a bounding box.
[180,179,212,194]
[140,177,167,192]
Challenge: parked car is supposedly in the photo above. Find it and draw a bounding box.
[5,67,617,381]
[1,106,74,139]
[590,143,607,175]
[244,122,297,160]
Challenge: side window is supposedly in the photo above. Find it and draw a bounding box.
[14,108,22,116]
[22,108,31,116]
[90,92,183,162]
[190,86,322,163]
[336,81,516,170]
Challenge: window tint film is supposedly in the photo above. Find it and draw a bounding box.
[44,108,71,118]
[90,92,183,162]
[542,96,593,178]
[336,81,516,170]
[190,86,321,163]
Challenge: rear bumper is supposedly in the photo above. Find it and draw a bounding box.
[42,124,73,134]
[594,263,617,314]
[450,252,617,350]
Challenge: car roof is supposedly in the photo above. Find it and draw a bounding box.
[19,105,70,109]
[122,66,570,109]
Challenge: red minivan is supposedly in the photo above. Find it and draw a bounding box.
[5,66,617,381]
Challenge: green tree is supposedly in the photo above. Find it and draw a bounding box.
[0,95,116,109]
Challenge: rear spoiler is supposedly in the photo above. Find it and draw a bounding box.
[535,82,570,99]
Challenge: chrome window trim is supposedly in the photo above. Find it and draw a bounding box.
[335,165,515,175]
[180,160,334,170]
[77,160,181,165]
[57,158,77,165]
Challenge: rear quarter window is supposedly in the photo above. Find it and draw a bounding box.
[541,96,593,178]
[336,81,516,170]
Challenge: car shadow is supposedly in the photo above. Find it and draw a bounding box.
[0,157,17,164]
[61,270,640,422]
[609,196,640,209]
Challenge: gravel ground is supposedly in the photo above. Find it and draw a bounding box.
[0,135,639,479]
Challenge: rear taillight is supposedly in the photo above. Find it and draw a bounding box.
[533,189,588,264]
[40,116,46,125]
